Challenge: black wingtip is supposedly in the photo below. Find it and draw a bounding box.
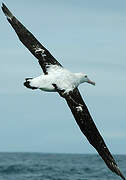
[1,2,4,8]
[114,165,126,180]
[1,2,5,11]
[1,3,13,20]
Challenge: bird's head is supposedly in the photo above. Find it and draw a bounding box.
[77,73,95,86]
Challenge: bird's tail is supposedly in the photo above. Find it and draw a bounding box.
[24,78,38,90]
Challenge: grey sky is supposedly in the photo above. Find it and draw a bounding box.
[0,0,126,154]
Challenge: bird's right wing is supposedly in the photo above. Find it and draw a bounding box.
[65,88,126,180]
[52,84,126,180]
[2,3,62,74]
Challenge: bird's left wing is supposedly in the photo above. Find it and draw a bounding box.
[2,3,62,74]
[53,85,126,180]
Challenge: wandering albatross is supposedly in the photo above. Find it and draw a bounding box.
[2,3,126,180]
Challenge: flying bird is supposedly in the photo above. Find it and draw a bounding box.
[2,3,126,180]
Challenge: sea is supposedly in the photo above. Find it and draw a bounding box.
[0,153,125,180]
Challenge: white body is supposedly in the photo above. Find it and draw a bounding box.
[29,65,94,93]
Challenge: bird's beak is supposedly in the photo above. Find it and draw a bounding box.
[87,78,96,86]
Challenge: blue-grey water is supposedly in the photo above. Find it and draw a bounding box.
[0,153,125,180]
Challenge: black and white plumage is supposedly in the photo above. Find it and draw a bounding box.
[2,3,126,180]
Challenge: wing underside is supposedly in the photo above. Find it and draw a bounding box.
[2,3,62,74]
[58,87,125,180]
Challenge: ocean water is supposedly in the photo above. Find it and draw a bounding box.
[0,153,125,180]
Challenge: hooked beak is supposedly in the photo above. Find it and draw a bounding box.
[87,78,96,86]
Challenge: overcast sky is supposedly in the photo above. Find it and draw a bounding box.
[0,0,126,154]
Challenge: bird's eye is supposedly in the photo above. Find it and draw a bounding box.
[85,75,87,78]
